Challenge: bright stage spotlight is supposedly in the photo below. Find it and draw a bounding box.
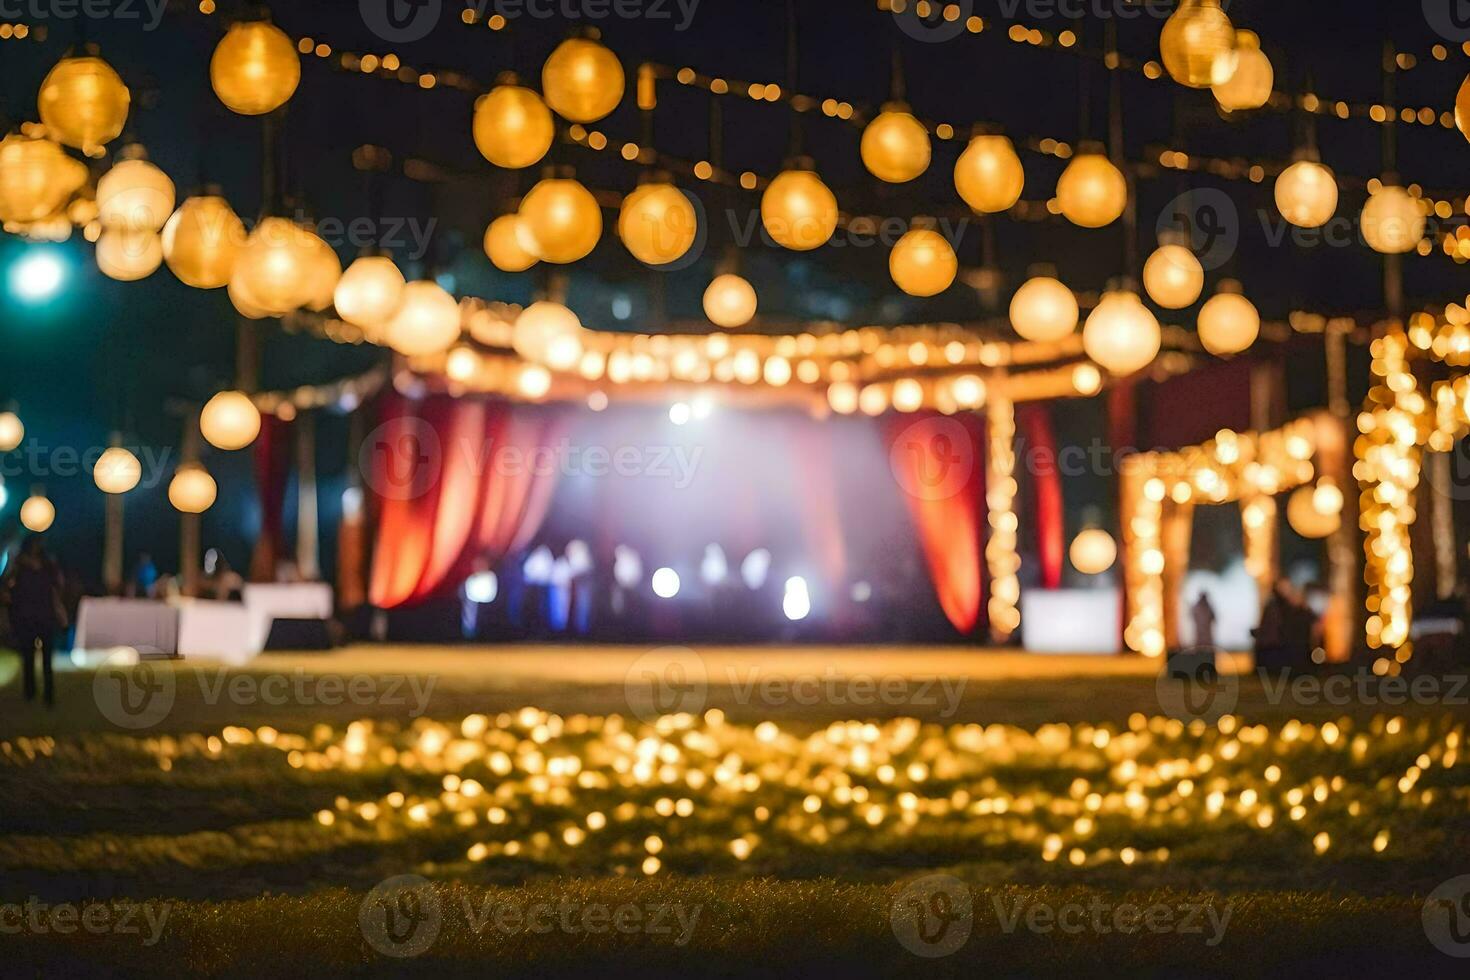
[741,549,771,590]
[465,571,498,604]
[11,250,65,302]
[783,576,811,621]
[651,567,681,598]
[669,402,691,426]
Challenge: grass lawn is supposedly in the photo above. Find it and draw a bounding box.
[1,645,1467,975]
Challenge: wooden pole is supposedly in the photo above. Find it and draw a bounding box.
[179,412,203,597]
[296,410,320,580]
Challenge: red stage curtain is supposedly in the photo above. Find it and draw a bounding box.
[886,413,985,635]
[369,395,565,608]
[1018,404,1064,589]
[250,415,293,582]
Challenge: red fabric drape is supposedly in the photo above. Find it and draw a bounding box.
[1018,404,1064,589]
[886,413,985,635]
[369,395,565,608]
[250,415,293,582]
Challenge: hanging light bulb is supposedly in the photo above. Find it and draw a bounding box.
[1287,485,1339,539]
[1083,289,1161,375]
[93,446,142,495]
[889,227,957,297]
[169,463,217,514]
[1274,159,1337,228]
[541,36,625,123]
[1070,529,1117,575]
[472,85,555,169]
[445,344,481,383]
[228,272,270,320]
[0,412,23,452]
[200,390,261,451]
[1212,31,1273,111]
[37,55,131,153]
[513,301,584,370]
[163,195,246,289]
[484,214,539,272]
[383,280,462,356]
[618,179,698,266]
[0,133,88,225]
[1072,362,1103,396]
[827,381,859,415]
[303,232,342,312]
[1142,243,1205,309]
[97,156,175,232]
[953,134,1025,214]
[1160,0,1239,89]
[334,255,406,329]
[703,273,758,329]
[516,177,603,264]
[1458,75,1470,145]
[1010,276,1079,342]
[1056,152,1127,228]
[232,217,317,314]
[96,229,163,281]
[1197,283,1260,356]
[210,21,301,116]
[951,374,986,409]
[860,104,931,183]
[761,166,839,251]
[1313,479,1345,516]
[1361,184,1425,254]
[20,494,55,533]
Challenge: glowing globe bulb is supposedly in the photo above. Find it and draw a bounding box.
[445,345,481,383]
[518,364,552,399]
[11,252,64,301]
[168,464,217,514]
[1070,529,1117,575]
[513,301,583,367]
[1287,485,1339,539]
[37,55,131,153]
[162,196,245,289]
[542,37,625,123]
[651,567,680,599]
[951,374,986,409]
[892,378,925,413]
[1274,160,1337,228]
[333,256,405,329]
[703,274,758,329]
[889,228,957,297]
[827,381,859,415]
[210,21,301,116]
[1458,75,1470,145]
[97,158,175,232]
[1142,244,1205,309]
[954,134,1025,214]
[1197,289,1260,356]
[516,177,603,264]
[1010,276,1079,342]
[760,169,839,252]
[201,390,261,451]
[20,495,54,533]
[1160,0,1239,89]
[95,229,163,281]
[94,446,141,494]
[618,181,698,266]
[1072,362,1103,395]
[1361,185,1425,255]
[384,281,462,357]
[860,105,931,183]
[473,85,555,169]
[0,412,23,451]
[0,133,88,225]
[1083,290,1161,375]
[1212,31,1273,111]
[484,214,539,272]
[232,217,316,314]
[1056,153,1127,228]
[1313,479,1344,516]
[302,233,342,313]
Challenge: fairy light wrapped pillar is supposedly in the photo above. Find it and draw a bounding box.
[1120,462,1166,658]
[985,392,1020,642]
[1160,498,1195,650]
[1240,493,1279,603]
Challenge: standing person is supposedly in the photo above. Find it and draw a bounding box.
[1,535,67,707]
[1191,592,1218,650]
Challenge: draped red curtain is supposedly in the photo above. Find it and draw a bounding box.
[250,415,293,582]
[886,413,986,635]
[369,395,566,609]
[1019,404,1064,589]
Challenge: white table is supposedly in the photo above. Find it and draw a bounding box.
[242,583,334,622]
[74,598,179,657]
[176,599,263,665]
[1020,588,1122,654]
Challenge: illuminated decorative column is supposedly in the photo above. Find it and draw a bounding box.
[1160,498,1195,649]
[985,392,1020,642]
[1320,340,1359,664]
[1240,492,1278,603]
[1121,460,1166,658]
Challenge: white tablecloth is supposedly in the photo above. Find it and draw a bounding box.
[74,598,178,657]
[176,600,263,665]
[1021,589,1122,654]
[242,583,334,622]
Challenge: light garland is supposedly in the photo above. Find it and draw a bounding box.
[986,393,1020,640]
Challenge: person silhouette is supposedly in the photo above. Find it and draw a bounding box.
[2,535,67,707]
[1191,592,1218,650]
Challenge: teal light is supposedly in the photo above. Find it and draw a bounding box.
[10,250,65,302]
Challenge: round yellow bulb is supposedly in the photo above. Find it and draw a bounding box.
[94,447,142,495]
[1274,160,1337,228]
[1197,290,1260,356]
[542,37,625,123]
[1361,186,1425,255]
[163,196,246,289]
[37,56,131,153]
[1160,0,1239,88]
[472,85,555,169]
[169,464,217,514]
[703,274,758,329]
[96,229,163,281]
[760,169,839,252]
[1287,485,1340,539]
[334,256,406,329]
[1142,244,1205,309]
[1010,276,1079,342]
[1212,31,1273,111]
[384,281,462,356]
[1056,154,1127,228]
[0,134,88,225]
[516,178,603,264]
[20,495,55,533]
[954,135,1024,214]
[97,158,175,232]
[210,21,301,116]
[1083,290,1161,375]
[889,228,957,297]
[860,106,931,184]
[618,182,698,266]
[0,412,23,452]
[1070,529,1117,575]
[484,215,539,272]
[201,390,261,451]
[232,218,317,314]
